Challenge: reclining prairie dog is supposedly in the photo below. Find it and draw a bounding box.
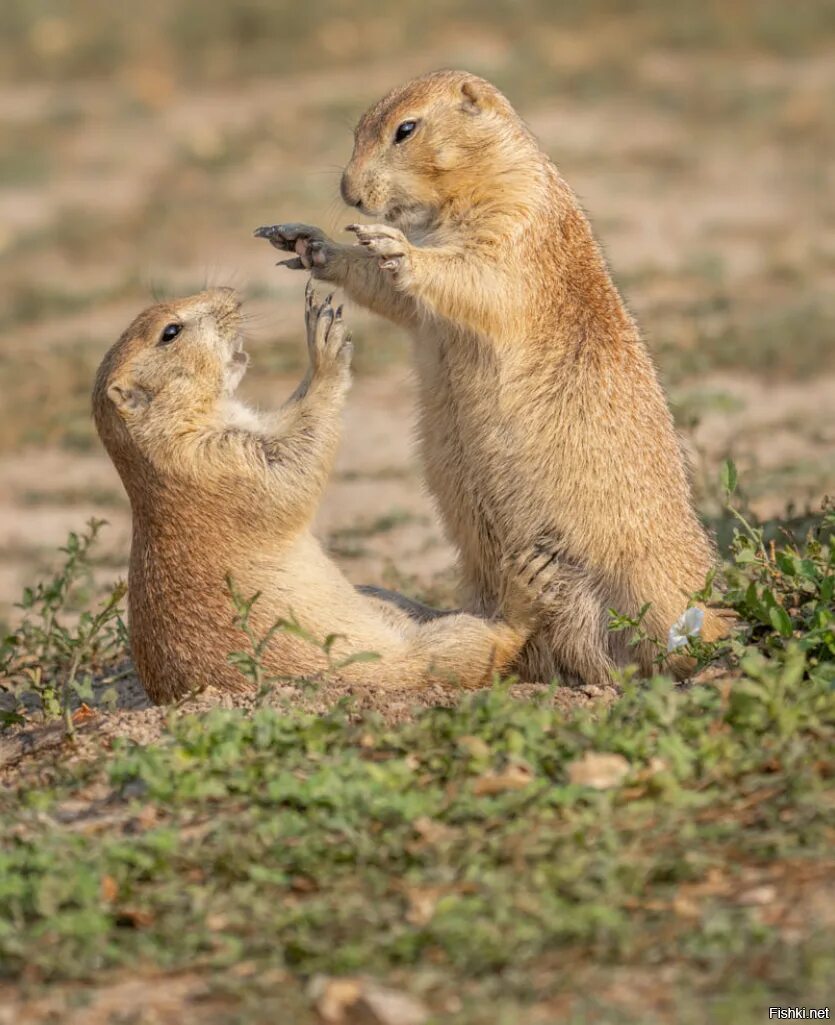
[92,283,535,703]
[256,69,726,690]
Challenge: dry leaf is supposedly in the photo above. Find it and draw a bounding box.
[230,960,258,978]
[310,976,362,1023]
[353,982,429,1025]
[672,894,701,919]
[677,867,730,900]
[72,703,96,725]
[291,875,317,893]
[411,816,454,844]
[404,886,442,926]
[567,752,630,790]
[739,884,777,906]
[100,875,118,903]
[472,763,533,796]
[310,977,429,1025]
[114,906,154,928]
[136,804,158,830]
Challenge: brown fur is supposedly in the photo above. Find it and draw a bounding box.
[256,70,727,690]
[92,284,536,703]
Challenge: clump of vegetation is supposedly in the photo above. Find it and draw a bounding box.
[0,482,833,1022]
[0,519,127,734]
[691,464,833,690]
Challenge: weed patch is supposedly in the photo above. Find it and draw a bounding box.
[1,491,833,1022]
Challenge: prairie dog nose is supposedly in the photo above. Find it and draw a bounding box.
[340,171,362,208]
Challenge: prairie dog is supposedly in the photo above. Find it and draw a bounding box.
[92,283,534,703]
[256,69,726,690]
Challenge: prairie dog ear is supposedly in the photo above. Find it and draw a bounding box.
[460,79,490,114]
[107,380,151,417]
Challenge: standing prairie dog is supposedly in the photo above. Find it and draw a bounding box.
[256,69,726,689]
[92,283,535,703]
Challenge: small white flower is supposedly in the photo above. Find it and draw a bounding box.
[667,606,705,653]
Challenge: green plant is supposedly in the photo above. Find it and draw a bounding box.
[0,519,128,734]
[723,510,834,685]
[608,464,834,687]
[608,601,668,670]
[1,493,834,1022]
[691,460,834,685]
[1,651,832,1022]
[225,575,380,702]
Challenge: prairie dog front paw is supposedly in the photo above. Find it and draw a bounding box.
[255,223,338,281]
[346,223,413,286]
[305,280,352,387]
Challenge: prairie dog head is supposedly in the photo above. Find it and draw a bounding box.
[340,70,530,231]
[93,287,247,464]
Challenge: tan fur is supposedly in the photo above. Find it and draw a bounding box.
[258,70,726,689]
[92,284,535,703]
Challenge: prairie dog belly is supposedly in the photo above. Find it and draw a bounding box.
[412,325,509,611]
[245,533,406,661]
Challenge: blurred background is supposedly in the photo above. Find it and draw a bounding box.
[1,0,833,627]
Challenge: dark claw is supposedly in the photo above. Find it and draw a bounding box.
[255,224,306,253]
[518,550,538,575]
[528,551,559,586]
[255,225,292,248]
[277,258,305,270]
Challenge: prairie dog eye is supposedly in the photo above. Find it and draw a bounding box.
[158,323,182,346]
[394,120,418,144]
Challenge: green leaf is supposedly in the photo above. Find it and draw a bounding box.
[769,605,793,638]
[334,650,382,670]
[720,458,738,495]
[323,632,346,655]
[797,558,819,582]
